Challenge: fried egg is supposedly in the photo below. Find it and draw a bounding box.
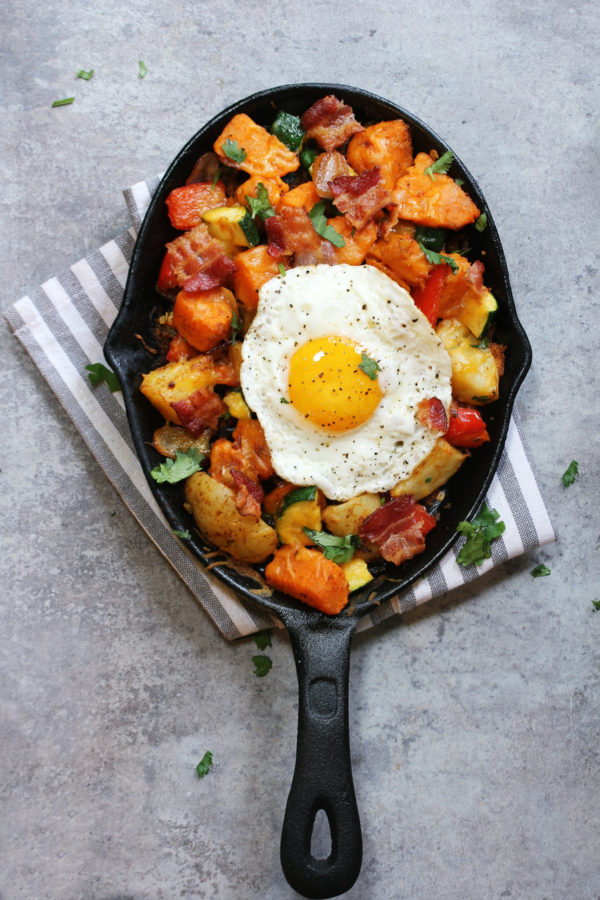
[240,263,452,501]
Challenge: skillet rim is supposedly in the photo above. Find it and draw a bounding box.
[105,82,532,623]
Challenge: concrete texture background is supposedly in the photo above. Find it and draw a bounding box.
[2,1,599,898]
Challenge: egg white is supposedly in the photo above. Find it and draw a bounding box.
[240,263,452,501]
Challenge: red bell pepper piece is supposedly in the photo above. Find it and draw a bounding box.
[445,403,490,447]
[411,264,449,327]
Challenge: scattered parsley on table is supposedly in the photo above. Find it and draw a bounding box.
[196,751,213,778]
[456,503,506,566]
[252,655,272,677]
[531,564,551,578]
[86,362,120,391]
[562,460,579,487]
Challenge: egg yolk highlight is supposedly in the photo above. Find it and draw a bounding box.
[288,336,383,432]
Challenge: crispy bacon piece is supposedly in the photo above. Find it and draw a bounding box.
[230,469,265,518]
[171,387,226,435]
[210,419,274,492]
[165,224,237,292]
[300,95,364,151]
[330,168,392,230]
[417,397,448,432]
[266,207,336,265]
[359,495,436,566]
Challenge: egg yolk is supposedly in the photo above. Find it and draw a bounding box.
[288,336,383,432]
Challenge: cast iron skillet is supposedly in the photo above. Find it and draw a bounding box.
[105,84,531,899]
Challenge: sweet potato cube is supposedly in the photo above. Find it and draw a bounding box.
[265,545,349,615]
[232,245,285,310]
[213,113,300,179]
[346,119,413,190]
[172,286,237,352]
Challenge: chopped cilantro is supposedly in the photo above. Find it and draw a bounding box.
[222,138,246,163]
[196,751,213,778]
[475,212,488,232]
[278,262,286,277]
[77,69,94,80]
[308,201,345,248]
[253,655,272,677]
[254,631,272,651]
[230,309,241,343]
[592,600,600,611]
[472,395,491,403]
[425,476,432,483]
[52,97,75,107]
[303,529,359,564]
[471,337,490,349]
[270,110,305,151]
[562,460,579,487]
[86,362,120,392]
[280,396,290,404]
[531,563,551,577]
[173,529,191,540]
[455,178,464,186]
[138,60,147,79]
[414,226,458,273]
[246,182,275,220]
[300,146,317,169]
[456,503,506,566]
[151,448,204,484]
[424,150,454,180]
[359,353,381,380]
[210,167,221,189]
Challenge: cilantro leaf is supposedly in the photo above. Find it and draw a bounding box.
[246,183,275,220]
[475,212,488,232]
[210,167,221,189]
[280,396,290,404]
[531,563,551,577]
[222,138,246,163]
[230,308,241,343]
[414,226,447,254]
[173,529,191,540]
[358,353,381,380]
[471,337,490,349]
[196,751,213,778]
[252,655,272,677]
[151,448,204,484]
[86,362,120,392]
[456,503,506,566]
[303,529,359,564]
[77,69,94,80]
[592,600,600,611]
[562,460,579,487]
[300,146,317,169]
[270,110,305,152]
[308,201,345,248]
[254,631,272,651]
[424,150,454,180]
[52,97,75,107]
[138,60,147,79]
[278,262,286,277]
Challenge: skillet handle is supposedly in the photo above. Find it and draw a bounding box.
[279,614,362,899]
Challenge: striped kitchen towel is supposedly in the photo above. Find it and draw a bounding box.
[6,178,557,641]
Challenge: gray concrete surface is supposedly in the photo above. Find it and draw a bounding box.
[2,1,599,898]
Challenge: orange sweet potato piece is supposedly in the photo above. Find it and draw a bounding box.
[366,225,432,290]
[276,181,321,214]
[392,153,480,229]
[346,119,413,191]
[264,545,349,615]
[438,254,486,318]
[327,217,378,265]
[232,245,286,310]
[235,175,289,209]
[165,181,228,230]
[213,113,300,179]
[172,286,237,352]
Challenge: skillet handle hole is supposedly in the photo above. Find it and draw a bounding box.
[310,807,333,861]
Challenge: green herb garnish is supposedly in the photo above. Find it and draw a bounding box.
[253,655,272,677]
[210,167,221,189]
[424,150,454,180]
[531,563,551,577]
[414,226,458,273]
[308,201,345,248]
[455,178,464,186]
[230,309,241,343]
[475,212,488,232]
[254,631,272,651]
[278,262,286,277]
[270,110,305,151]
[592,600,600,611]
[300,146,317,169]
[138,60,147,79]
[303,529,360,564]
[196,751,213,778]
[246,182,275,220]
[456,503,506,566]
[52,97,75,107]
[562,460,579,487]
[173,529,191,540]
[77,69,94,80]
[280,396,290,404]
[471,338,490,349]
[358,353,380,380]
[151,448,204,484]
[222,138,246,163]
[86,362,120,391]
[472,395,491,403]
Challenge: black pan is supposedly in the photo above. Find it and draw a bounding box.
[105,84,531,899]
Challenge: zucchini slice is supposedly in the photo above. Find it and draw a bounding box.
[203,205,259,247]
[458,289,498,338]
[341,557,373,592]
[270,110,305,152]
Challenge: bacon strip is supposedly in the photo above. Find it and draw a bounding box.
[330,168,392,230]
[171,387,225,435]
[231,469,265,518]
[166,224,237,291]
[417,397,448,432]
[266,207,336,265]
[300,95,364,151]
[359,495,436,566]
